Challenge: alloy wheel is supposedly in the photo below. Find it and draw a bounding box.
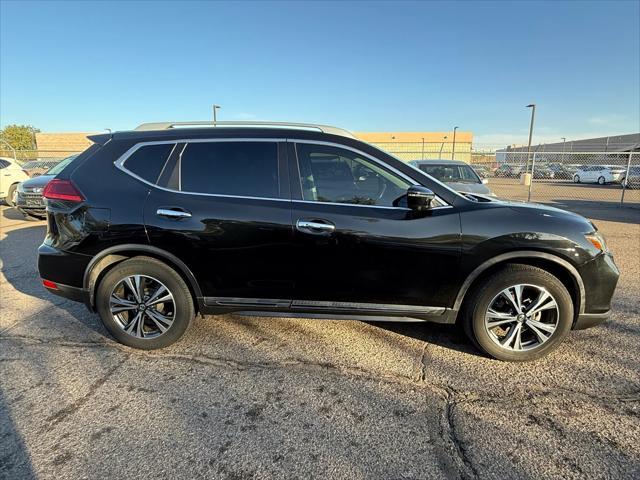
[484,284,559,352]
[109,274,175,339]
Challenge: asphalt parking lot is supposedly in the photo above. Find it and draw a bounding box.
[1,202,639,480]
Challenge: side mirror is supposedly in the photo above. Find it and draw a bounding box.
[407,185,435,212]
[482,178,489,184]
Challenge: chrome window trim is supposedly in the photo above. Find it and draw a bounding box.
[290,139,452,209]
[114,138,289,202]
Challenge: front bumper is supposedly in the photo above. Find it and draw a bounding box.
[16,192,46,215]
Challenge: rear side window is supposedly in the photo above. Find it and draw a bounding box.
[0,159,9,169]
[180,141,279,198]
[125,143,175,184]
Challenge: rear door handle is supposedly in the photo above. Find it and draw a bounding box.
[157,208,192,219]
[296,219,336,235]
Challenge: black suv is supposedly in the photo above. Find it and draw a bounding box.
[38,121,619,361]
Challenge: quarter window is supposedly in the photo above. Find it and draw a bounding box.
[125,143,176,184]
[179,141,279,198]
[295,143,410,207]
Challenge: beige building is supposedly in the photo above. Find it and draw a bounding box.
[34,130,474,163]
[35,132,96,158]
[355,131,473,162]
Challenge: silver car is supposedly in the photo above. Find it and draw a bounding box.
[408,159,495,196]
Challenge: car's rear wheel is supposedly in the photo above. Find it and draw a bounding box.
[573,175,580,183]
[463,264,573,361]
[597,176,606,185]
[5,184,18,206]
[96,256,195,349]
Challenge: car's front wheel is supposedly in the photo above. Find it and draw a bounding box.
[96,256,195,349]
[573,175,580,183]
[463,264,573,361]
[597,176,606,185]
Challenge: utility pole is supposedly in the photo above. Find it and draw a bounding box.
[421,137,425,160]
[212,104,221,124]
[451,126,458,160]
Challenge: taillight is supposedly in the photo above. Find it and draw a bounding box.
[42,179,85,202]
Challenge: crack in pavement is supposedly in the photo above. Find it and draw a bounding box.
[40,353,131,432]
[4,333,639,407]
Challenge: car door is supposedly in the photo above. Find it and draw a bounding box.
[139,139,295,305]
[288,140,461,310]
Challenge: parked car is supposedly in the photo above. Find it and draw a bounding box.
[532,165,555,179]
[15,155,78,219]
[38,121,619,362]
[408,159,495,197]
[547,163,577,180]
[0,157,30,206]
[21,159,64,178]
[471,164,492,178]
[573,165,626,185]
[621,166,640,189]
[494,164,525,177]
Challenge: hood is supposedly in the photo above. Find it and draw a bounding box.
[20,174,54,191]
[448,182,493,195]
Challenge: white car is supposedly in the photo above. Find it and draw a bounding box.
[0,157,30,206]
[572,165,626,185]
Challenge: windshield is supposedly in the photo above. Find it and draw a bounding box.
[418,164,481,184]
[45,155,77,175]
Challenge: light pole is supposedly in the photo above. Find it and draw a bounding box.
[439,136,448,159]
[525,104,536,172]
[561,137,566,152]
[212,104,221,124]
[421,137,425,160]
[451,126,458,160]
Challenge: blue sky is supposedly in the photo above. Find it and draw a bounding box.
[1,0,639,147]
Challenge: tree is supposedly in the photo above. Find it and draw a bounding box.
[0,124,40,150]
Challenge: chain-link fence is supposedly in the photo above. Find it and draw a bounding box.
[369,141,473,162]
[467,151,639,208]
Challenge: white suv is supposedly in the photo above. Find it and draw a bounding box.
[0,157,30,205]
[573,165,625,185]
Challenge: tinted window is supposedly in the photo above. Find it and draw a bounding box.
[180,141,279,197]
[46,155,77,175]
[125,143,175,184]
[0,159,9,169]
[295,143,410,206]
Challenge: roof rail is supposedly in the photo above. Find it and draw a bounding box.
[134,121,355,139]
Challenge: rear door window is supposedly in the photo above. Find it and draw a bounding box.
[179,141,280,198]
[125,143,176,184]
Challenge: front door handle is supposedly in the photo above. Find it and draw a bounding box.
[157,208,192,219]
[296,219,336,235]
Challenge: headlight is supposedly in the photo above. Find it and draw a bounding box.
[585,231,608,252]
[17,183,25,193]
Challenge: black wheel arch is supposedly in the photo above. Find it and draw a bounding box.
[83,244,203,311]
[453,251,585,322]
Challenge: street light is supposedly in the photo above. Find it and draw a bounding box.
[439,136,448,159]
[451,126,458,160]
[525,104,536,171]
[561,137,566,153]
[212,104,221,124]
[421,137,425,160]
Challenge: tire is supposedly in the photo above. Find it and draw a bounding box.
[462,264,573,362]
[5,184,17,207]
[96,256,195,349]
[597,176,605,185]
[573,175,580,183]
